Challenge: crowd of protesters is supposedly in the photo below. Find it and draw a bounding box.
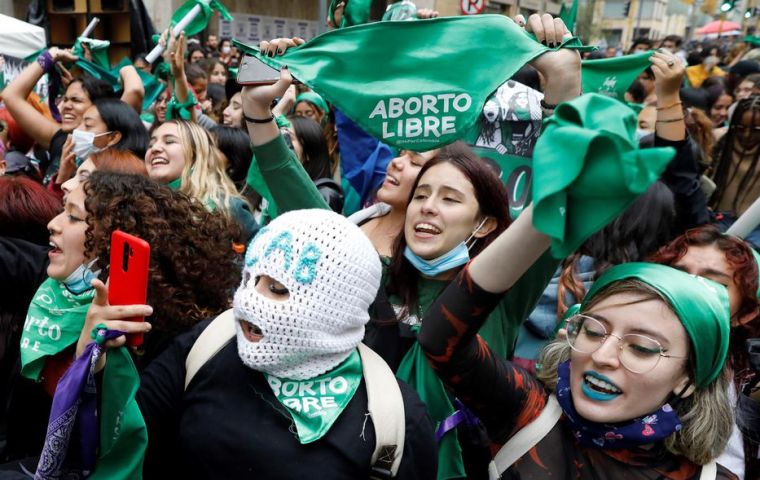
[0,1,759,479]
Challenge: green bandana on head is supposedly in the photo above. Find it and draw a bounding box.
[171,0,233,37]
[583,262,730,389]
[581,51,654,102]
[233,15,593,152]
[328,0,372,28]
[295,91,329,117]
[531,93,675,258]
[266,349,362,444]
[21,278,95,380]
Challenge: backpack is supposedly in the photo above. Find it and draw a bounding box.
[184,309,405,479]
[488,394,717,480]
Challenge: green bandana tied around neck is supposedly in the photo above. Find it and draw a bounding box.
[295,92,329,117]
[328,0,372,28]
[583,262,730,389]
[21,278,95,380]
[21,279,146,478]
[171,0,233,37]
[166,177,183,190]
[531,93,675,259]
[397,332,465,480]
[234,15,593,152]
[581,51,654,102]
[266,349,362,444]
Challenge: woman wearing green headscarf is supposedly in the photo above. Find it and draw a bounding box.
[419,203,736,477]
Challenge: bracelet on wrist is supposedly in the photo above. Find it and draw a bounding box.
[244,113,275,124]
[540,99,558,110]
[656,100,682,111]
[37,50,55,74]
[656,117,685,124]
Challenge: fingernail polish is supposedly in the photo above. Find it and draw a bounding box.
[541,40,547,46]
[277,49,284,55]
[282,65,288,69]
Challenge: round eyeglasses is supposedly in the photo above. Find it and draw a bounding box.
[565,314,687,374]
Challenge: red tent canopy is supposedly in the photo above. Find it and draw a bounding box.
[697,20,742,34]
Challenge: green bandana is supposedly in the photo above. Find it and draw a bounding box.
[234,15,592,152]
[166,89,197,121]
[74,57,165,112]
[531,93,675,258]
[745,36,760,47]
[328,0,372,28]
[171,0,233,37]
[266,349,362,444]
[20,279,145,477]
[166,177,183,190]
[21,278,95,380]
[73,37,111,71]
[397,336,465,480]
[382,1,418,21]
[559,0,579,34]
[295,92,328,117]
[95,346,148,479]
[583,262,730,389]
[581,51,654,102]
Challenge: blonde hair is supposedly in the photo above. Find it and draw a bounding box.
[167,120,245,217]
[536,279,733,466]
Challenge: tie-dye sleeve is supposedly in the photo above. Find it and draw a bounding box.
[419,263,548,446]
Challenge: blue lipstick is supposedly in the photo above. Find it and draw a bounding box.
[581,371,622,402]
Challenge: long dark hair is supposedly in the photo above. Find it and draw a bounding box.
[387,142,510,318]
[289,116,333,181]
[69,76,116,102]
[710,95,760,212]
[94,98,149,158]
[556,181,675,318]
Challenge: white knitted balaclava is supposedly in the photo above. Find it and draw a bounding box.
[233,209,382,380]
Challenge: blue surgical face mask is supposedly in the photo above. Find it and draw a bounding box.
[404,218,488,277]
[63,258,101,295]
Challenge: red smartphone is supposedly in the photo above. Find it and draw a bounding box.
[108,230,150,347]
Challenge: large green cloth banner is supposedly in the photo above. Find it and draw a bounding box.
[234,15,592,152]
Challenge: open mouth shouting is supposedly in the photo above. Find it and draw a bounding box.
[383,173,400,188]
[48,238,63,258]
[413,222,442,239]
[582,371,623,401]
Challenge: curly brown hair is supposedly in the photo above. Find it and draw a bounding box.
[82,171,242,334]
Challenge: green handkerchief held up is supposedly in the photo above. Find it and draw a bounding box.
[531,93,675,259]
[234,15,593,152]
[171,0,233,37]
[581,51,654,102]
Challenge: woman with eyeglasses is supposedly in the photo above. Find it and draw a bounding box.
[418,204,736,478]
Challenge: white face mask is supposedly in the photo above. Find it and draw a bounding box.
[234,209,382,380]
[221,46,231,54]
[72,129,110,160]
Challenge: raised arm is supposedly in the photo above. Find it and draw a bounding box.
[118,65,145,114]
[3,48,75,149]
[165,31,196,122]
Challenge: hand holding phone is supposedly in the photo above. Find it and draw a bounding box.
[108,230,150,347]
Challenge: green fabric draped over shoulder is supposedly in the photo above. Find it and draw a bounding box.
[234,15,593,152]
[531,93,675,259]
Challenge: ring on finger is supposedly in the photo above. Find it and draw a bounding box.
[667,60,674,67]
